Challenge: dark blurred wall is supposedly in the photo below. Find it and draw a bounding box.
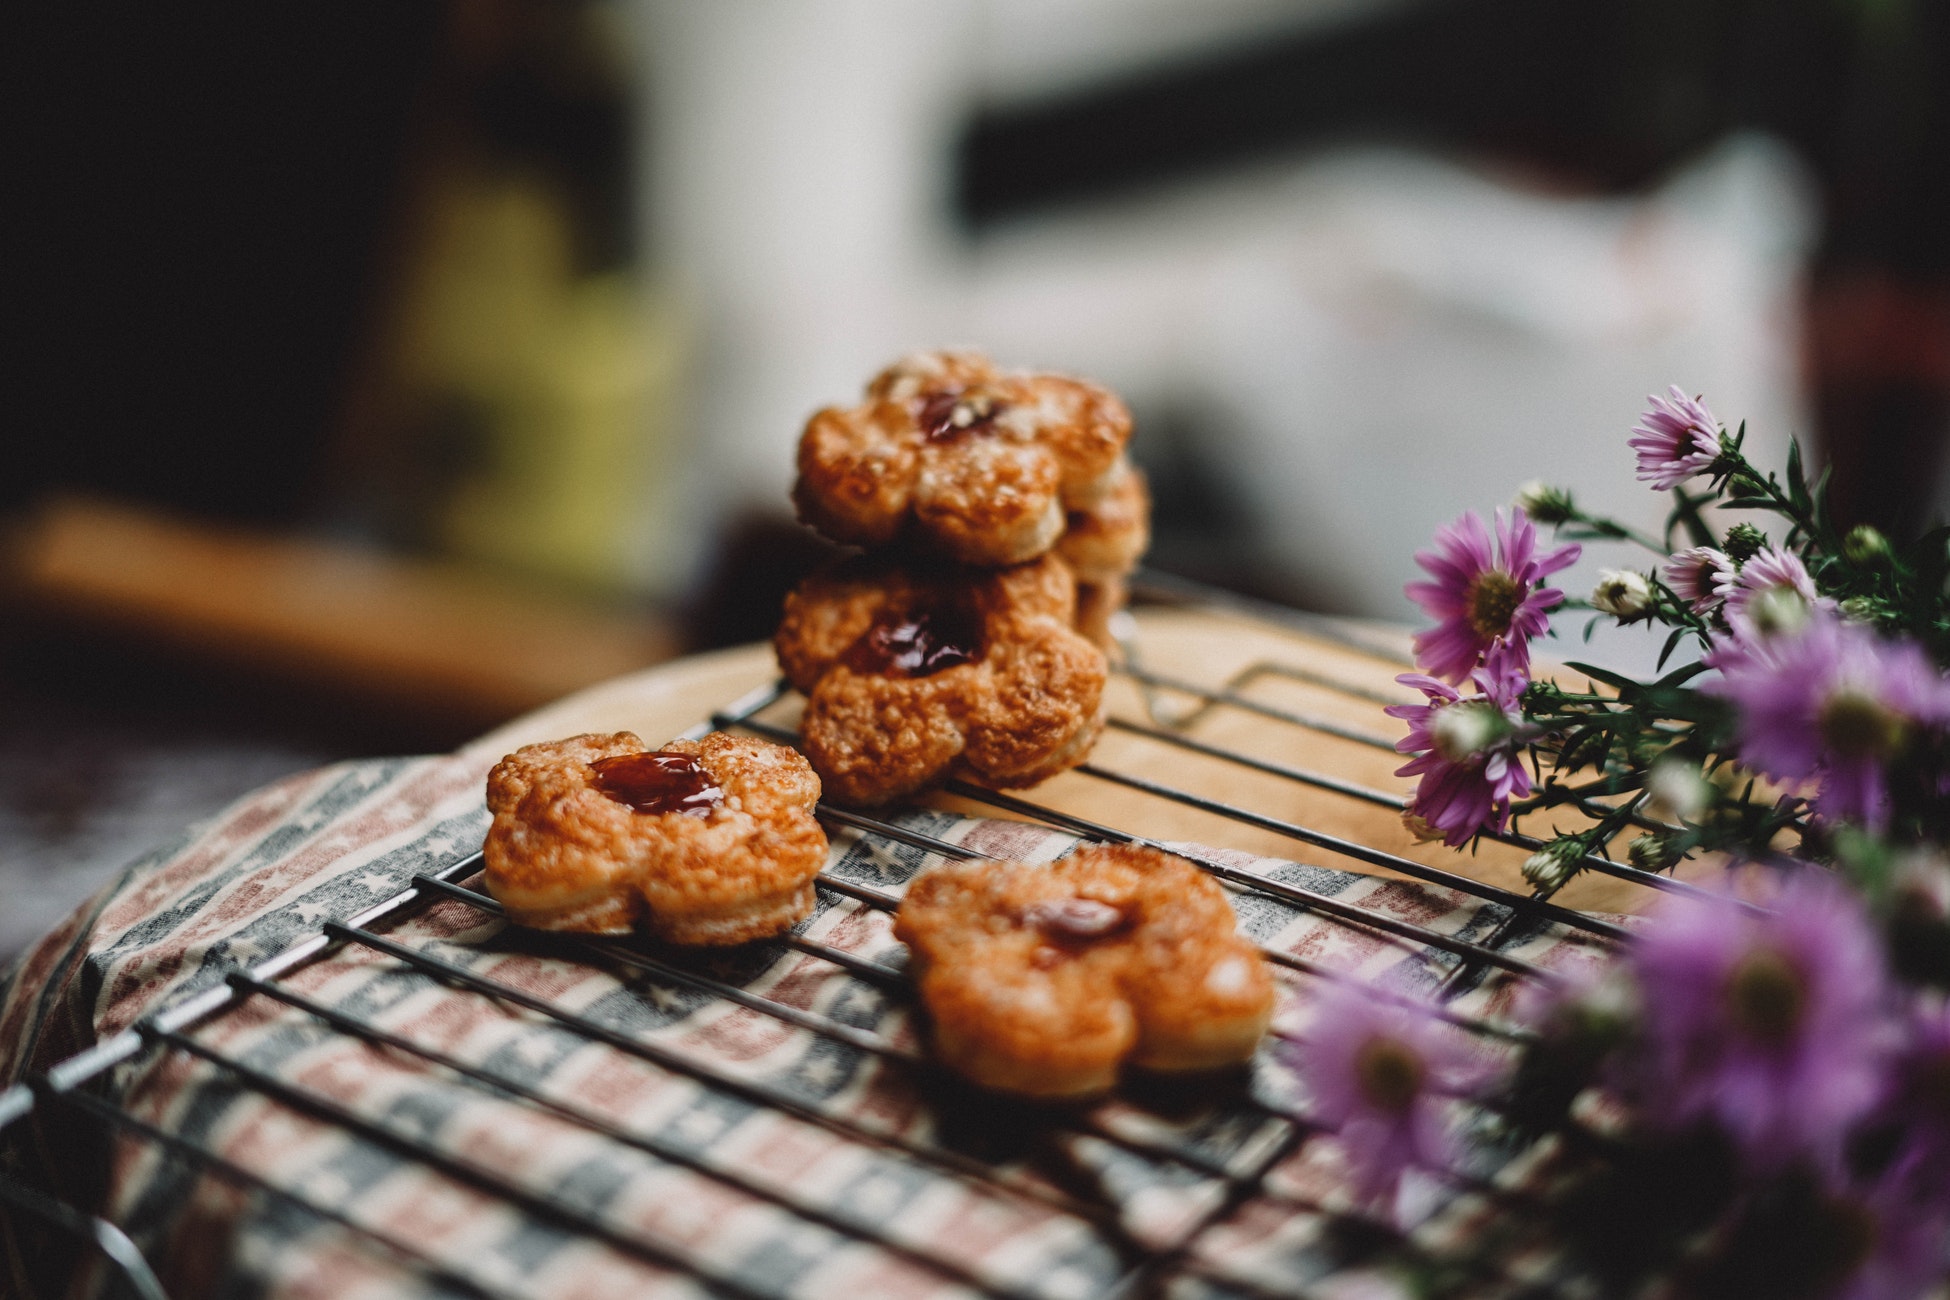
[4,4,441,524]
[957,0,1950,538]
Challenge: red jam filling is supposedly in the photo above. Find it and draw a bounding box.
[1027,898,1132,945]
[590,751,723,817]
[917,388,1004,442]
[841,601,984,678]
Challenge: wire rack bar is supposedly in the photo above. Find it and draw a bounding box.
[0,850,495,1139]
[725,715,1567,981]
[224,973,1049,1300]
[1104,711,1717,905]
[1118,664,1402,752]
[1112,636,1731,906]
[151,1026,784,1300]
[412,874,1293,1186]
[811,806,1533,1042]
[950,777,1588,968]
[37,1082,520,1300]
[1077,759,1623,942]
[1127,571,1416,667]
[318,918,1123,1231]
[0,1163,168,1300]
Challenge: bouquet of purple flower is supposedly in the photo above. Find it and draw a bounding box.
[1395,387,1950,872]
[1282,390,1950,1297]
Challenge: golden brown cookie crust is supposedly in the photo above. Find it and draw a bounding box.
[1072,577,1129,651]
[774,554,1107,806]
[483,731,828,945]
[1056,459,1150,584]
[894,845,1275,1099]
[793,350,1133,567]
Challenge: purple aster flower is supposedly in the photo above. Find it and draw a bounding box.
[1630,386,1723,489]
[1405,508,1579,683]
[1386,658,1531,848]
[1625,873,1893,1172]
[1825,1155,1950,1300]
[1282,980,1483,1211]
[1879,998,1950,1190]
[1704,613,1950,829]
[1705,1154,1950,1300]
[1664,546,1735,614]
[1719,544,1831,641]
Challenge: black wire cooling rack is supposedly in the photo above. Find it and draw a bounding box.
[0,576,1689,1300]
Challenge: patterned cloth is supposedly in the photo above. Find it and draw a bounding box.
[0,752,1612,1299]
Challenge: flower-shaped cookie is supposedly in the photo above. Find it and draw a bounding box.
[774,553,1107,806]
[1055,458,1150,585]
[793,350,1135,567]
[484,731,828,945]
[1055,459,1150,647]
[894,845,1275,1098]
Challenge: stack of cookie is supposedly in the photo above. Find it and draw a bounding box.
[480,353,1270,1100]
[777,350,1151,806]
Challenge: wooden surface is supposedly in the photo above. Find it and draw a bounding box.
[7,496,677,727]
[469,604,1695,916]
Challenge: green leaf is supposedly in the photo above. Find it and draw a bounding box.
[1786,437,1810,513]
[1563,661,1641,692]
[1654,660,1712,688]
[1656,626,1687,671]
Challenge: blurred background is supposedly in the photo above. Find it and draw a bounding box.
[3,0,1947,959]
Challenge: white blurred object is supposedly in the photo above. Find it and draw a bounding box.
[631,2,1818,676]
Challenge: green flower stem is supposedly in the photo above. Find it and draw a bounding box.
[1667,486,1717,550]
[1511,774,1643,816]
[1559,507,1667,556]
[1725,462,1837,553]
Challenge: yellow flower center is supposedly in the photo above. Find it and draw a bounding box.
[1354,1035,1426,1113]
[1726,946,1807,1048]
[1819,687,1907,762]
[1401,812,1445,843]
[1465,571,1523,640]
[1431,700,1505,762]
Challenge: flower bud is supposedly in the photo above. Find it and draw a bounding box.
[1839,596,1876,624]
[1843,524,1891,567]
[1400,811,1445,843]
[1723,523,1767,566]
[1513,481,1574,525]
[1888,852,1950,987]
[1430,700,1510,762]
[1645,756,1714,822]
[1590,569,1653,620]
[1890,852,1950,923]
[1628,833,1681,874]
[1522,838,1584,892]
[1747,584,1812,638]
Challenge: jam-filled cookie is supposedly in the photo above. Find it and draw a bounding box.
[894,845,1275,1099]
[484,731,828,945]
[1055,459,1149,648]
[775,553,1107,806]
[793,350,1134,567]
[1055,459,1150,587]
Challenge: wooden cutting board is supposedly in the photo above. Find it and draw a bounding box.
[466,605,1688,916]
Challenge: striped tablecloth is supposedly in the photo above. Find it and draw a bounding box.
[0,743,1612,1299]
